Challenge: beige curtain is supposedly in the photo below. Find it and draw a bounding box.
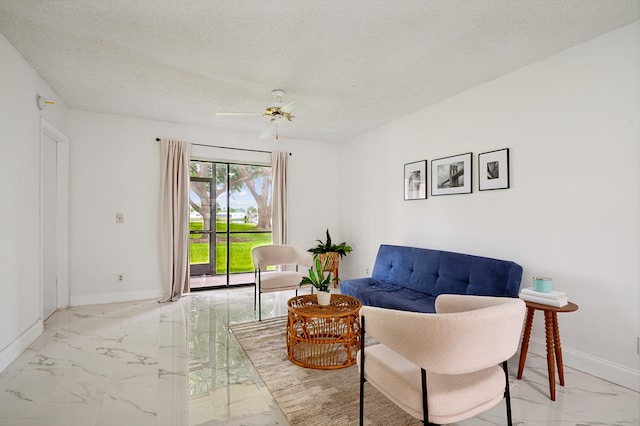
[159,139,191,302]
[271,151,288,245]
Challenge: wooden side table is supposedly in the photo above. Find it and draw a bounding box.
[287,294,361,369]
[517,300,579,401]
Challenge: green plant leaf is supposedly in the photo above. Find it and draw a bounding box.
[307,229,352,258]
[299,253,334,292]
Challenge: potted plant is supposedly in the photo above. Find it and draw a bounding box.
[300,255,333,305]
[308,229,353,287]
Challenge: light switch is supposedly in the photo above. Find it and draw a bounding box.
[116,213,124,224]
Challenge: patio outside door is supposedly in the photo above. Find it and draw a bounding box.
[189,172,214,277]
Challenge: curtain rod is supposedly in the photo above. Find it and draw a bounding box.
[155,138,291,155]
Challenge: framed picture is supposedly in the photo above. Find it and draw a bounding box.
[404,160,427,200]
[478,148,510,191]
[431,152,472,196]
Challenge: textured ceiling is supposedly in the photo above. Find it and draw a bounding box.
[0,1,638,143]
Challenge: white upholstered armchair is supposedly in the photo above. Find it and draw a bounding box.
[358,295,526,425]
[252,244,314,321]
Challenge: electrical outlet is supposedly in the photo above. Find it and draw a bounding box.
[117,273,124,282]
[365,267,370,275]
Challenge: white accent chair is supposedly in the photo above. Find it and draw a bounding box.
[358,295,526,425]
[252,244,314,321]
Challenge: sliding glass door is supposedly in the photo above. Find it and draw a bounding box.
[189,160,272,289]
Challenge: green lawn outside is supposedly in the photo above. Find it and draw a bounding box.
[190,220,272,273]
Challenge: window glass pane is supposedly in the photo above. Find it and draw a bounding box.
[190,161,213,178]
[215,164,228,232]
[190,233,210,266]
[215,235,227,275]
[225,232,272,274]
[190,181,210,233]
[217,164,272,232]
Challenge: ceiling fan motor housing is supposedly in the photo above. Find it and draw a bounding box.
[265,106,293,121]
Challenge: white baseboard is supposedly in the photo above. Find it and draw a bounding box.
[0,320,43,373]
[528,337,640,392]
[70,289,162,306]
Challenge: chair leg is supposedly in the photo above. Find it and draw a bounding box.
[253,270,258,311]
[421,369,440,426]
[421,369,428,424]
[502,360,513,426]
[359,316,366,426]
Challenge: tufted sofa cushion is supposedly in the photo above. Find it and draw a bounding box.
[340,245,523,313]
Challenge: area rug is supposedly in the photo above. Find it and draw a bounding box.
[229,317,421,426]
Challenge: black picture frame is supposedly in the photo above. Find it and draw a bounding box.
[479,148,510,191]
[404,160,427,200]
[431,152,472,196]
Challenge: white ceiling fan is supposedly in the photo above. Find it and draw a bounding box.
[216,89,302,140]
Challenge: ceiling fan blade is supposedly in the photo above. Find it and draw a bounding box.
[215,112,263,116]
[259,121,278,140]
[280,99,304,114]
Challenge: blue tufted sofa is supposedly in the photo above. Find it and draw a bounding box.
[340,244,523,313]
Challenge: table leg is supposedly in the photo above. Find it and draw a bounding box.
[552,313,565,386]
[286,313,294,361]
[544,311,556,401]
[517,307,535,380]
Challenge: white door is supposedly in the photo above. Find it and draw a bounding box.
[42,132,58,320]
[40,119,69,321]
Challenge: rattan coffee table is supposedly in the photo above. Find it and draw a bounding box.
[287,294,361,370]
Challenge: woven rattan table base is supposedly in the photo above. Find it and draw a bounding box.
[286,294,361,370]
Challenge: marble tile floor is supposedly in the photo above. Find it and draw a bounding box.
[0,287,637,426]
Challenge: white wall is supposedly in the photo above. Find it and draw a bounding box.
[338,22,640,390]
[0,34,69,370]
[67,111,339,305]
[3,17,638,391]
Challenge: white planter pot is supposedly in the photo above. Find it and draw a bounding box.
[316,291,331,306]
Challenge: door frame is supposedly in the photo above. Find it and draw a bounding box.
[40,118,70,318]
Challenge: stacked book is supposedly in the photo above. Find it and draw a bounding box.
[519,287,568,307]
